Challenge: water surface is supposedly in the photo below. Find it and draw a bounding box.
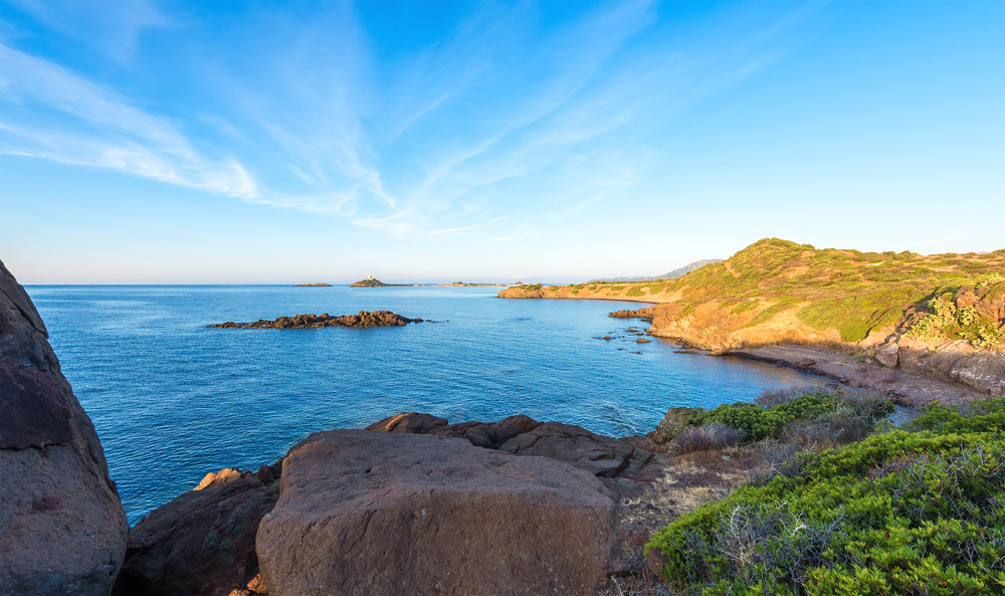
[27,285,825,524]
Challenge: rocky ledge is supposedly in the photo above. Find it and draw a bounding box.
[209,310,423,329]
[113,412,667,596]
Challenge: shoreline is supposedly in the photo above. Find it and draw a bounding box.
[501,292,997,408]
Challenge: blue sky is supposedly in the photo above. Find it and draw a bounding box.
[1,0,1002,283]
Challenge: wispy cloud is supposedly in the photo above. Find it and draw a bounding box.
[0,43,256,197]
[6,0,169,61]
[0,0,816,243]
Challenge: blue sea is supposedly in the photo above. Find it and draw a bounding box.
[26,285,826,525]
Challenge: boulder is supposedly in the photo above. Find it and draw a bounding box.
[366,413,661,497]
[875,342,900,368]
[0,259,128,595]
[256,430,614,596]
[499,421,652,481]
[951,353,1005,396]
[114,476,278,596]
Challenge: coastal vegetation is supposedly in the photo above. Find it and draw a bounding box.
[644,396,1005,595]
[499,238,1005,350]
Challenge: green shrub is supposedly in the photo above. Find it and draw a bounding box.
[626,285,644,297]
[689,390,893,443]
[906,292,1003,348]
[646,398,1005,595]
[908,398,1005,434]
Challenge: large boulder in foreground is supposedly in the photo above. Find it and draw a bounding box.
[113,474,279,596]
[256,430,614,596]
[0,259,128,595]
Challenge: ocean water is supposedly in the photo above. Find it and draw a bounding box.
[26,285,826,525]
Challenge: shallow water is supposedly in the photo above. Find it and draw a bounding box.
[27,285,826,524]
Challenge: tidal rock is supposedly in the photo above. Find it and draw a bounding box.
[256,430,614,596]
[0,260,128,596]
[114,476,278,596]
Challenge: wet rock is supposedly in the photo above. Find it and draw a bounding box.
[636,338,651,344]
[256,430,614,596]
[114,476,278,596]
[0,259,128,595]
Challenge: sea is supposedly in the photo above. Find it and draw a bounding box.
[26,284,827,525]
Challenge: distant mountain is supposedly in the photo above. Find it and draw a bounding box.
[656,259,723,280]
[593,259,722,282]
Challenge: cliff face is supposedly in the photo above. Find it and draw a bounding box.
[0,259,128,595]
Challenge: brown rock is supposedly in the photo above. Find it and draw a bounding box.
[256,430,614,596]
[0,259,128,595]
[209,310,422,329]
[114,476,278,596]
[876,343,900,368]
[950,353,1005,396]
[499,421,653,482]
[365,411,448,434]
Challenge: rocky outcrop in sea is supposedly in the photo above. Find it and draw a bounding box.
[209,310,423,329]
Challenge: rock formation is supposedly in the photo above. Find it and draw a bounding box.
[256,430,615,596]
[113,470,279,596]
[0,259,128,595]
[365,412,664,497]
[209,310,422,329]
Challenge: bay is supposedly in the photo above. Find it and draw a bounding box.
[26,285,826,524]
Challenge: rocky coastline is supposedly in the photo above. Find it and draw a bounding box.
[5,254,1004,595]
[209,310,423,329]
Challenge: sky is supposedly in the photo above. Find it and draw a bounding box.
[1,0,1002,284]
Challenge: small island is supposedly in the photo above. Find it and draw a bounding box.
[209,310,423,329]
[294,282,331,287]
[349,275,387,287]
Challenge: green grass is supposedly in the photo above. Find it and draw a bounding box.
[503,238,1005,347]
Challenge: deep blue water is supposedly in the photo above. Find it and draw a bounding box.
[26,285,825,524]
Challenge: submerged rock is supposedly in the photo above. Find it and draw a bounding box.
[0,259,128,595]
[256,430,615,596]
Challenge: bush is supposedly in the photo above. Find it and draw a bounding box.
[689,390,893,443]
[646,398,1005,595]
[670,423,744,455]
[907,398,1005,435]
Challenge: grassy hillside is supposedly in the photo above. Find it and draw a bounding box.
[500,238,1005,350]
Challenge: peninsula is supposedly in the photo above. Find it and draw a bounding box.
[500,238,1005,402]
